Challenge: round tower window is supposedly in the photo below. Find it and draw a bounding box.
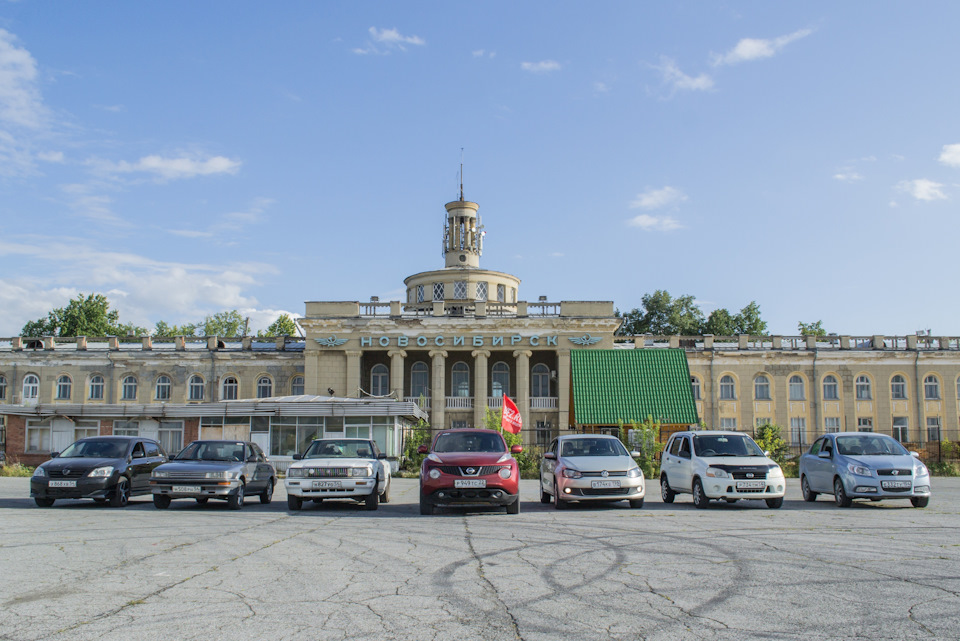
[459,254,466,262]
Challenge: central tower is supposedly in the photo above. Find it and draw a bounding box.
[442,198,483,268]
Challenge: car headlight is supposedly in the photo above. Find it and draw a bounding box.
[287,467,304,478]
[428,468,442,479]
[847,463,872,477]
[562,469,582,479]
[915,462,929,477]
[204,471,238,480]
[498,467,512,479]
[768,466,785,478]
[626,467,642,478]
[153,470,169,479]
[33,466,47,478]
[88,466,115,478]
[705,467,729,478]
[351,466,373,477]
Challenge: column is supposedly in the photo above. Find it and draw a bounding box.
[345,351,362,398]
[430,350,448,429]
[389,349,406,400]
[473,349,490,428]
[557,349,571,434]
[514,349,532,440]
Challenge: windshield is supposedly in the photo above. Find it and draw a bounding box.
[433,431,506,454]
[175,441,245,462]
[836,435,908,457]
[561,438,629,457]
[303,440,376,459]
[58,439,127,459]
[693,434,765,457]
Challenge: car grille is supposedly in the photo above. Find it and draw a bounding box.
[883,485,912,493]
[303,467,350,478]
[580,471,627,477]
[730,486,768,493]
[731,471,767,480]
[436,465,505,476]
[162,471,211,480]
[877,469,913,476]
[573,487,630,496]
[47,469,89,479]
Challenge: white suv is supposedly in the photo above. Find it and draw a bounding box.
[660,431,785,509]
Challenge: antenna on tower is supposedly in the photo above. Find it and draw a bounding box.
[459,147,464,201]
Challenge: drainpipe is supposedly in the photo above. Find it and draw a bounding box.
[914,349,924,447]
[812,348,819,444]
[709,348,716,429]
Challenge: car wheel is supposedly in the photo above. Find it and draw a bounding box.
[911,496,930,508]
[34,497,55,508]
[287,494,302,511]
[109,477,130,508]
[153,494,171,510]
[801,476,818,502]
[629,498,644,509]
[195,497,209,505]
[660,476,676,504]
[765,497,783,509]
[692,478,709,509]
[228,482,245,510]
[365,486,379,511]
[553,481,568,510]
[419,493,433,515]
[259,479,274,505]
[380,477,391,504]
[506,498,520,514]
[833,477,852,508]
[540,483,551,504]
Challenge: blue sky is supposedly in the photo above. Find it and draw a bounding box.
[1,2,958,336]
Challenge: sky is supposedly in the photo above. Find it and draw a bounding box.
[1,2,958,337]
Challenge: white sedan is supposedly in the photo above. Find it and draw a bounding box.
[540,434,645,509]
[285,438,391,511]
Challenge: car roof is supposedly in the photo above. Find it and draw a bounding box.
[310,438,371,442]
[435,428,499,435]
[557,434,620,441]
[670,430,745,437]
[79,435,145,442]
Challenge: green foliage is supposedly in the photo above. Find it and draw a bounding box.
[480,408,540,479]
[735,301,767,335]
[614,307,644,336]
[153,320,200,337]
[258,313,300,337]
[754,423,790,466]
[620,416,663,478]
[704,308,736,335]
[21,293,124,337]
[798,320,827,337]
[0,462,34,477]
[203,310,246,337]
[617,292,767,337]
[939,439,960,459]
[400,418,432,473]
[929,461,960,477]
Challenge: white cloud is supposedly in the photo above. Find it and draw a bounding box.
[897,179,947,201]
[59,182,125,224]
[521,60,561,73]
[630,186,688,210]
[710,28,813,66]
[89,154,242,181]
[627,214,682,232]
[939,143,960,168]
[0,29,46,129]
[354,27,425,54]
[833,171,863,182]
[594,81,609,93]
[166,197,273,239]
[37,150,64,163]
[652,57,713,92]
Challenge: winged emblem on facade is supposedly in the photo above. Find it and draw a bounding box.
[569,334,601,346]
[315,336,348,347]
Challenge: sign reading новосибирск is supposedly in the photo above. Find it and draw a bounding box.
[359,335,559,348]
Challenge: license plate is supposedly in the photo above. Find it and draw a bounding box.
[591,480,621,489]
[312,480,342,489]
[172,485,201,493]
[49,480,76,488]
[736,481,766,489]
[454,479,486,489]
[881,480,911,489]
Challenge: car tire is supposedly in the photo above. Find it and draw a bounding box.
[833,477,852,508]
[911,496,929,508]
[287,494,302,511]
[260,479,274,505]
[228,482,245,510]
[540,483,551,504]
[380,477,391,504]
[629,498,644,509]
[109,477,130,508]
[692,478,709,509]
[506,498,520,514]
[660,476,676,504]
[419,493,433,515]
[553,481,567,510]
[801,476,818,502]
[34,497,54,508]
[195,497,209,505]
[765,497,783,509]
[153,494,171,510]
[365,487,379,511]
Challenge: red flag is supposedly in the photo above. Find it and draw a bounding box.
[501,395,522,434]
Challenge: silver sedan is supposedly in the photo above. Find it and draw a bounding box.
[540,434,645,509]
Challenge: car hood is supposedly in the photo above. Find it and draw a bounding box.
[288,457,374,469]
[560,455,637,472]
[429,452,511,466]
[842,454,917,470]
[700,455,779,469]
[43,457,123,472]
[154,460,244,474]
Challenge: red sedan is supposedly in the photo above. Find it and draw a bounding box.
[418,429,523,515]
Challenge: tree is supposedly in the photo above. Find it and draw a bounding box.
[666,294,705,335]
[203,310,246,337]
[798,320,827,337]
[614,307,645,336]
[640,290,673,334]
[153,320,200,337]
[704,308,736,336]
[754,423,790,466]
[621,416,663,479]
[734,301,767,336]
[258,313,300,337]
[480,407,539,478]
[20,293,123,337]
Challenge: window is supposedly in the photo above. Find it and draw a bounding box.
[56,375,72,400]
[189,375,205,401]
[23,374,39,400]
[789,375,805,401]
[410,362,429,399]
[121,376,137,400]
[89,375,104,400]
[159,420,183,454]
[756,417,771,428]
[789,417,806,445]
[114,420,138,436]
[491,362,510,397]
[891,375,907,400]
[451,362,470,397]
[433,282,444,302]
[476,282,487,301]
[754,375,770,400]
[892,417,909,443]
[855,375,872,400]
[370,365,388,396]
[222,376,238,401]
[451,420,468,429]
[924,375,940,400]
[822,375,839,400]
[257,376,273,399]
[454,281,467,299]
[824,417,841,433]
[927,417,942,441]
[720,417,737,430]
[155,375,172,401]
[532,364,550,398]
[957,376,960,400]
[291,375,305,396]
[857,417,873,432]
[416,285,425,303]
[690,377,701,401]
[719,375,736,400]
[0,374,6,400]
[536,421,551,448]
[25,419,50,452]
[497,284,505,302]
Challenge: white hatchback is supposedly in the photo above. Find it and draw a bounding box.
[660,431,786,509]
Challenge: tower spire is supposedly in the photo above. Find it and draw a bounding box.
[459,147,464,201]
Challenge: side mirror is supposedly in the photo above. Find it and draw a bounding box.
[50,452,60,458]
[417,445,429,455]
[511,444,523,454]
[247,455,258,462]
[910,451,920,458]
[818,450,831,459]
[630,451,641,458]
[543,452,556,460]
[292,453,303,461]
[132,450,144,459]
[377,453,387,459]
[764,450,771,457]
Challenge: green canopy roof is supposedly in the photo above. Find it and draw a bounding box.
[571,349,699,426]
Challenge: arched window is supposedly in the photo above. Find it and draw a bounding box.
[754,375,770,400]
[956,376,960,400]
[222,376,238,401]
[924,375,941,400]
[789,375,805,401]
[891,375,907,400]
[370,365,388,396]
[89,375,104,400]
[531,364,550,398]
[257,376,273,399]
[22,374,39,400]
[0,374,6,400]
[491,362,510,397]
[121,376,138,400]
[719,375,736,400]
[155,375,172,401]
[690,376,701,401]
[189,375,205,401]
[855,375,872,400]
[56,375,72,400]
[822,375,839,400]
[451,362,470,397]
[291,375,305,396]
[410,362,428,398]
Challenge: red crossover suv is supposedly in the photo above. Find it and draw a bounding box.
[418,428,523,515]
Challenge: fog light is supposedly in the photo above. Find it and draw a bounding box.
[713,485,721,492]
[498,468,511,479]
[915,485,930,493]
[428,469,441,479]
[564,487,572,494]
[855,486,877,493]
[438,492,445,498]
[493,491,502,498]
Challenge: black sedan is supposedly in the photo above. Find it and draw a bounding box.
[30,436,167,507]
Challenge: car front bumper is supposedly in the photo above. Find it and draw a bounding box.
[421,483,518,508]
[150,479,242,499]
[701,476,786,500]
[285,477,377,499]
[556,477,645,502]
[31,476,118,499]
[841,474,932,499]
